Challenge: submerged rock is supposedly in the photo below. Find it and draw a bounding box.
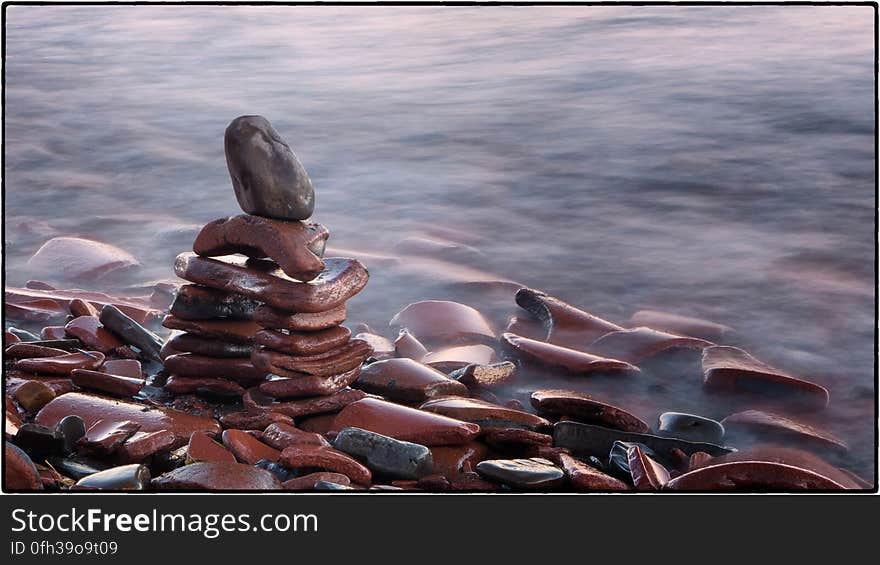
[390,300,495,344]
[501,333,639,375]
[515,288,622,349]
[721,410,847,453]
[657,412,725,444]
[26,237,139,281]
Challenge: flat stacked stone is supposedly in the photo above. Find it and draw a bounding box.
[161,115,372,404]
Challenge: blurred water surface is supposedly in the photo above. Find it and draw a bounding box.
[4,5,876,478]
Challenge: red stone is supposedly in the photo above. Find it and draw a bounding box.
[15,351,105,375]
[297,413,339,435]
[420,396,550,431]
[588,326,712,364]
[246,387,366,418]
[629,310,733,342]
[164,333,252,358]
[452,361,516,390]
[174,253,368,313]
[187,431,237,463]
[255,325,351,356]
[162,315,261,344]
[280,444,372,485]
[333,398,481,446]
[222,429,281,464]
[219,411,294,430]
[6,298,68,322]
[6,397,23,439]
[550,451,629,491]
[283,472,351,490]
[69,298,100,318]
[530,389,649,433]
[194,215,329,281]
[117,430,176,463]
[5,342,69,360]
[101,359,142,379]
[35,392,221,448]
[64,316,123,354]
[251,340,372,378]
[164,353,266,382]
[253,303,347,331]
[257,367,362,399]
[152,462,281,490]
[721,410,847,453]
[262,422,331,450]
[515,288,622,349]
[628,445,670,490]
[164,376,246,396]
[702,346,829,410]
[71,369,144,397]
[390,300,495,344]
[5,443,42,490]
[78,419,141,455]
[40,326,68,340]
[483,428,553,449]
[26,237,139,281]
[422,344,496,372]
[394,329,428,361]
[13,380,57,412]
[429,443,490,476]
[352,332,395,359]
[665,461,847,490]
[6,330,22,344]
[6,286,160,325]
[354,357,469,403]
[501,333,639,375]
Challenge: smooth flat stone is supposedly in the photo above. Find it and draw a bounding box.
[194,215,328,281]
[627,445,670,490]
[170,284,262,320]
[658,412,726,444]
[219,411,294,430]
[245,387,366,417]
[13,380,56,412]
[501,333,639,375]
[41,326,68,340]
[11,339,82,352]
[55,415,86,455]
[531,389,649,433]
[5,343,68,359]
[515,288,622,349]
[549,451,629,491]
[164,333,252,359]
[280,444,372,485]
[5,442,43,490]
[6,397,23,439]
[333,427,433,480]
[333,397,481,446]
[483,428,553,449]
[164,353,266,382]
[6,286,160,325]
[721,410,848,453]
[64,316,124,354]
[255,325,351,356]
[225,115,315,221]
[162,315,260,344]
[253,303,346,331]
[71,369,145,397]
[77,419,140,455]
[422,344,496,372]
[429,443,489,477]
[222,429,281,465]
[117,430,176,463]
[153,461,282,490]
[629,310,733,342]
[99,304,163,362]
[72,463,150,490]
[174,253,368,313]
[588,327,712,364]
[7,298,68,323]
[665,461,847,490]
[6,330,23,344]
[283,472,351,490]
[390,300,495,344]
[7,373,74,398]
[15,351,105,376]
[257,367,363,399]
[35,392,221,448]
[7,327,43,341]
[449,361,516,390]
[553,421,732,461]
[261,422,330,450]
[420,396,550,431]
[69,298,100,317]
[394,328,428,361]
[353,332,395,359]
[26,237,139,281]
[187,431,236,463]
[702,346,829,410]
[476,457,564,489]
[164,376,246,396]
[353,357,468,403]
[251,340,371,377]
[101,359,143,379]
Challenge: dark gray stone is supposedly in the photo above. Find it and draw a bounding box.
[12,423,61,461]
[333,427,433,480]
[657,412,725,444]
[55,415,86,455]
[224,115,315,220]
[475,458,564,489]
[100,304,163,362]
[73,464,151,491]
[46,456,107,480]
[8,327,41,342]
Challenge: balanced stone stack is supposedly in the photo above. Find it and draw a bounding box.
[160,116,372,402]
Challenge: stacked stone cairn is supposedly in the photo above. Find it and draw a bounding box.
[160,116,372,410]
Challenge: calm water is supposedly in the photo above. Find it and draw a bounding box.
[4,5,876,479]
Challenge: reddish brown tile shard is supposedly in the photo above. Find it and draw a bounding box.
[333,398,481,446]
[354,358,468,403]
[257,367,362,399]
[530,389,649,433]
[280,445,372,485]
[502,333,639,375]
[255,325,351,356]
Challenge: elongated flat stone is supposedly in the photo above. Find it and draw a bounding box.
[531,389,649,433]
[253,303,346,331]
[194,215,328,281]
[170,285,262,320]
[162,315,260,344]
[257,367,362,399]
[153,461,281,490]
[548,451,629,491]
[333,398,481,446]
[423,344,496,372]
[629,310,733,342]
[283,472,350,490]
[219,411,294,430]
[702,346,829,410]
[187,431,236,464]
[665,461,847,490]
[394,329,428,361]
[164,353,266,382]
[429,443,489,477]
[476,457,564,489]
[99,304,163,362]
[174,253,368,313]
[71,369,145,397]
[627,445,670,490]
[553,421,732,461]
[658,412,725,444]
[390,300,495,344]
[501,333,639,375]
[280,445,372,485]
[353,358,468,403]
[101,359,142,379]
[333,427,433,480]
[483,428,552,449]
[77,420,140,456]
[420,396,550,431]
[251,340,371,377]
[72,464,150,491]
[64,316,123,354]
[117,430,176,463]
[35,393,221,448]
[164,376,246,396]
[721,410,847,453]
[246,387,366,417]
[255,325,351,356]
[15,351,105,376]
[352,332,395,360]
[5,343,68,359]
[222,429,281,465]
[6,442,42,490]
[6,286,159,325]
[164,333,252,358]
[261,422,330,450]
[450,361,516,390]
[588,327,712,364]
[515,288,622,349]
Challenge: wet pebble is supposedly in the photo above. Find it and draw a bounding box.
[13,380,56,412]
[187,431,237,464]
[658,412,725,444]
[283,472,351,490]
[333,427,433,480]
[13,423,62,461]
[15,351,105,376]
[153,461,281,490]
[255,459,298,482]
[449,361,516,389]
[6,442,43,490]
[531,389,649,433]
[64,316,124,354]
[390,300,495,345]
[280,444,372,485]
[100,304,164,362]
[353,357,468,403]
[55,415,86,455]
[475,457,564,489]
[77,420,141,456]
[222,429,281,465]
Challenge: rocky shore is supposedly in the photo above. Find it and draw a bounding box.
[3,117,871,492]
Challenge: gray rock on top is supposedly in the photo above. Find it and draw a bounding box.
[333,427,433,480]
[224,115,315,220]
